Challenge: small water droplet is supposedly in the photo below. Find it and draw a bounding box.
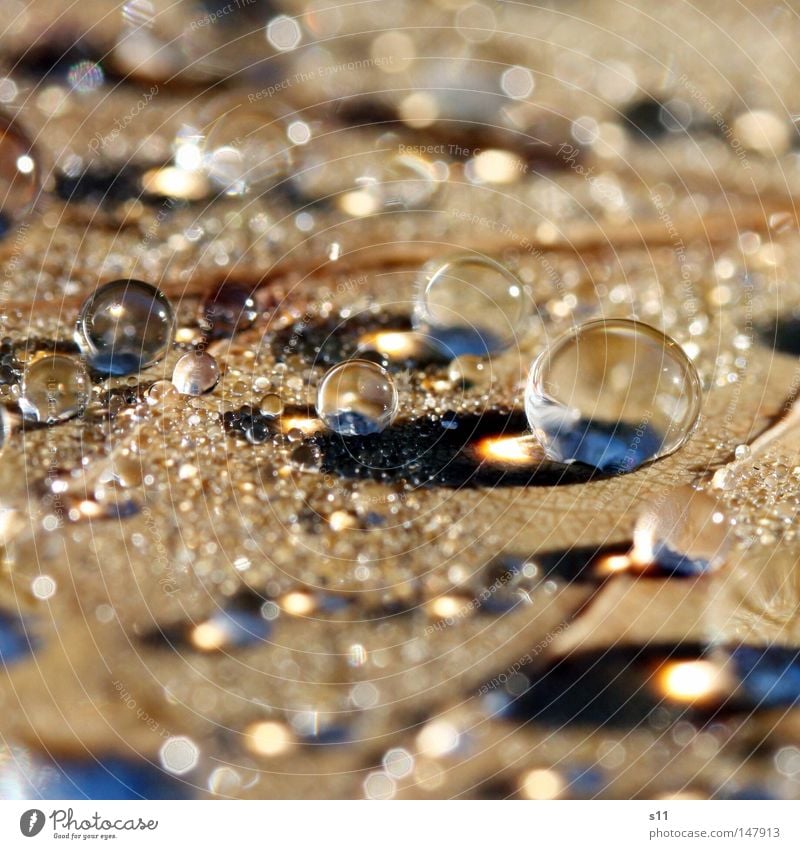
[0,405,14,449]
[316,359,398,436]
[448,354,489,387]
[258,393,284,418]
[172,352,219,395]
[76,279,175,376]
[362,152,441,210]
[145,379,180,407]
[19,355,90,423]
[413,254,531,356]
[525,319,701,473]
[290,443,320,471]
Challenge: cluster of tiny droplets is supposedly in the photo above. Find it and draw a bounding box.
[705,450,800,547]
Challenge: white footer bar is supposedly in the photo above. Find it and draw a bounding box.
[0,800,796,848]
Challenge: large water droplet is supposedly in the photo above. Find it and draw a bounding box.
[19,355,90,423]
[0,113,40,234]
[413,254,531,356]
[525,319,701,473]
[75,279,176,376]
[316,359,398,436]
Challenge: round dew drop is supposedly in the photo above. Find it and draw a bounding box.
[316,359,398,436]
[525,319,701,473]
[413,254,531,357]
[172,352,220,395]
[19,355,91,423]
[75,279,176,376]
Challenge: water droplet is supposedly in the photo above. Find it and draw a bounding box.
[0,405,14,449]
[75,279,176,376]
[266,15,302,51]
[19,355,90,423]
[290,443,321,471]
[115,0,229,83]
[316,359,398,436]
[448,354,489,388]
[145,379,180,407]
[258,393,284,418]
[0,112,39,233]
[172,352,219,395]
[204,101,292,196]
[360,152,441,210]
[413,254,531,356]
[525,319,701,473]
[632,486,730,574]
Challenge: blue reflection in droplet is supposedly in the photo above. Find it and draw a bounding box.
[543,418,664,474]
[649,543,710,577]
[75,280,175,377]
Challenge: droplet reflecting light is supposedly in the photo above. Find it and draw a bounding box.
[316,360,398,436]
[525,319,701,473]
[172,352,220,396]
[75,279,176,376]
[414,255,531,356]
[19,356,90,423]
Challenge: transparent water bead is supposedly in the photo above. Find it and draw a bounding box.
[632,486,730,575]
[413,255,531,357]
[19,355,90,423]
[258,393,284,418]
[76,280,176,376]
[316,360,398,436]
[357,152,441,211]
[115,0,233,83]
[525,319,701,473]
[204,102,292,196]
[172,352,220,396]
[0,113,40,234]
